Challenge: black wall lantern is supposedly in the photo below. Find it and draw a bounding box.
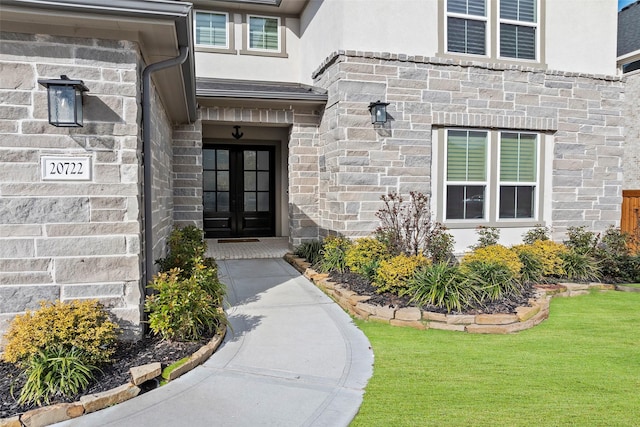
[368,100,390,124]
[38,75,89,127]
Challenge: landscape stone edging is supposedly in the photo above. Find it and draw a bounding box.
[284,254,616,334]
[0,331,226,427]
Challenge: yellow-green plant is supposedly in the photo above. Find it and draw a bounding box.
[345,237,389,279]
[512,244,545,283]
[374,253,430,294]
[460,245,522,278]
[2,300,119,366]
[318,235,352,273]
[530,240,568,277]
[145,268,227,341]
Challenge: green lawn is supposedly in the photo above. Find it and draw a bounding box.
[619,283,640,288]
[352,291,640,427]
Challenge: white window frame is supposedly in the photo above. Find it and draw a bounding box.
[445,0,489,57]
[437,128,545,227]
[194,10,230,50]
[246,14,281,53]
[497,0,539,61]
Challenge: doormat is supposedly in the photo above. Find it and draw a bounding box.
[218,239,260,243]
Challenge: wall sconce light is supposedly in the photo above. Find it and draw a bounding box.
[38,75,89,127]
[368,100,390,124]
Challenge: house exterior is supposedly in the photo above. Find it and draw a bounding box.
[0,0,626,343]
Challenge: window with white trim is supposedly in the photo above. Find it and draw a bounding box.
[195,11,229,48]
[499,0,537,60]
[248,15,280,52]
[446,0,487,55]
[443,129,540,223]
[445,0,539,62]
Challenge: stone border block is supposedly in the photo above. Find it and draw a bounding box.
[80,383,140,414]
[130,362,162,386]
[429,322,466,332]
[390,319,427,329]
[20,403,84,427]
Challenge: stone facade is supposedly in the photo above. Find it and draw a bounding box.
[623,70,640,190]
[0,31,183,343]
[310,51,625,247]
[173,114,204,229]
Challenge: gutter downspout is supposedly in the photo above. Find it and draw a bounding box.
[142,46,189,288]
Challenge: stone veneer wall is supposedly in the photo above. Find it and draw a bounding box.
[173,113,204,229]
[197,106,322,247]
[623,70,640,190]
[149,87,174,271]
[0,32,144,343]
[312,51,625,241]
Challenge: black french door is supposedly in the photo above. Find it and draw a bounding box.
[203,145,275,238]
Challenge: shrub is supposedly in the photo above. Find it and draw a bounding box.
[408,263,478,313]
[522,225,550,244]
[318,235,352,273]
[564,226,598,255]
[191,257,226,306]
[560,250,601,282]
[595,226,637,281]
[145,268,227,341]
[424,223,456,264]
[460,245,522,278]
[293,240,324,266]
[512,244,544,284]
[465,261,523,302]
[530,240,568,277]
[2,300,119,366]
[18,346,97,406]
[345,237,389,279]
[374,254,429,294]
[156,225,209,275]
[375,192,432,256]
[470,226,500,250]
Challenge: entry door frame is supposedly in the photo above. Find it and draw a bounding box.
[203,142,277,238]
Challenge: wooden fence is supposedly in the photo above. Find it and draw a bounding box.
[621,190,640,252]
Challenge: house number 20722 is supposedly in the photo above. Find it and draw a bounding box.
[41,157,91,181]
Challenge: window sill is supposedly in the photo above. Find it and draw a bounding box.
[443,220,545,229]
[239,49,288,58]
[195,46,237,55]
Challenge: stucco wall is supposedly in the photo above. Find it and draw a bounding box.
[313,52,624,252]
[623,70,640,190]
[0,32,145,343]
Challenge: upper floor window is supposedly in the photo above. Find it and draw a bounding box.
[499,0,537,60]
[445,0,539,62]
[447,0,487,56]
[195,11,229,48]
[248,15,280,52]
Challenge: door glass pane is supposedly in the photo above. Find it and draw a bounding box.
[244,171,256,191]
[203,192,216,211]
[217,171,229,191]
[244,150,256,170]
[217,192,229,212]
[257,192,269,212]
[203,150,216,168]
[203,171,216,191]
[257,151,269,170]
[244,192,256,211]
[257,171,269,191]
[216,150,229,170]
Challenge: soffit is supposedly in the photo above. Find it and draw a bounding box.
[190,0,309,15]
[1,3,195,123]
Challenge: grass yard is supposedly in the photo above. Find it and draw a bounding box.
[352,291,640,427]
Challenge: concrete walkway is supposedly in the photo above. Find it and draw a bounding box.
[56,258,373,427]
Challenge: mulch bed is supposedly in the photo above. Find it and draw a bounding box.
[329,270,537,315]
[0,331,215,419]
